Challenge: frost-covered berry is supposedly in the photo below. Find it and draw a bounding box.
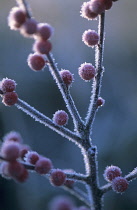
[35,157,52,174]
[63,169,75,188]
[1,142,20,161]
[20,18,37,37]
[49,196,74,210]
[3,131,23,143]
[19,144,31,159]
[0,78,16,93]
[24,151,39,165]
[33,40,52,54]
[53,110,68,126]
[50,169,66,186]
[90,0,106,14]
[80,2,98,20]
[2,92,18,106]
[8,7,26,30]
[78,63,96,81]
[7,161,25,178]
[27,53,46,71]
[97,97,105,107]
[14,167,29,183]
[60,70,74,86]
[103,0,113,10]
[104,165,122,182]
[36,23,54,40]
[112,177,128,193]
[82,29,99,47]
[0,162,12,179]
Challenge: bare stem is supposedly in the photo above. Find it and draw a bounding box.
[47,53,84,133]
[85,12,105,134]
[15,98,83,146]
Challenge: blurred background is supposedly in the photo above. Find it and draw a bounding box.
[0,0,137,209]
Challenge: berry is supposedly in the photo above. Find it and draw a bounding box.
[20,18,37,37]
[7,161,25,178]
[19,144,31,159]
[24,151,39,165]
[78,63,96,81]
[36,23,54,40]
[33,40,52,54]
[90,0,106,14]
[82,29,99,47]
[2,92,18,106]
[49,196,74,210]
[63,169,75,188]
[60,70,74,86]
[97,97,105,107]
[53,110,68,126]
[80,2,98,20]
[103,0,113,10]
[104,165,122,182]
[14,167,29,183]
[50,169,66,186]
[35,157,52,174]
[0,78,16,93]
[8,7,26,30]
[112,177,128,193]
[27,53,46,71]
[1,142,20,161]
[3,131,23,143]
[0,162,11,179]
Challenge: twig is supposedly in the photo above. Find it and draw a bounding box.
[15,98,83,146]
[47,53,85,133]
[85,12,105,135]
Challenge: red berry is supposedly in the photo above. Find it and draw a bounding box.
[2,92,18,106]
[49,196,74,210]
[20,18,37,37]
[112,177,128,193]
[7,161,25,178]
[60,70,74,86]
[3,131,23,143]
[1,142,20,161]
[103,0,113,10]
[36,23,54,40]
[8,7,26,30]
[35,157,52,174]
[33,40,52,54]
[80,2,98,20]
[14,167,29,183]
[78,63,96,81]
[50,169,66,186]
[24,151,39,165]
[90,0,106,15]
[19,144,31,159]
[82,29,99,47]
[97,97,105,107]
[53,110,68,126]
[104,165,122,182]
[0,78,16,93]
[27,53,46,71]
[0,161,12,179]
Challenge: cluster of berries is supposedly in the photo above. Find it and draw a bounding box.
[8,6,53,71]
[104,165,129,193]
[0,131,75,188]
[49,196,90,210]
[0,78,18,106]
[81,0,118,20]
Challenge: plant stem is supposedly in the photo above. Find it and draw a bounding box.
[15,98,83,146]
[85,12,105,135]
[47,53,84,133]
